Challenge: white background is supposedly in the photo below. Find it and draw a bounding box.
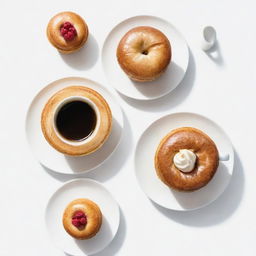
[0,0,255,255]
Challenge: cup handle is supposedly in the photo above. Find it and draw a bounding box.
[201,26,216,51]
[219,153,229,161]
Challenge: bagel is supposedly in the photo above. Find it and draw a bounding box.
[116,26,171,82]
[63,198,102,239]
[154,127,219,191]
[47,11,88,54]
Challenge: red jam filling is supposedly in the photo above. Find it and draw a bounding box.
[60,22,77,41]
[72,211,87,228]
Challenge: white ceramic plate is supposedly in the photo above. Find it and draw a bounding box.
[102,15,189,100]
[45,179,120,256]
[25,77,123,174]
[135,112,234,211]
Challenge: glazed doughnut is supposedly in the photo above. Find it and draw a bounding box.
[116,26,171,82]
[47,11,88,54]
[155,127,219,191]
[41,86,112,156]
[63,198,102,240]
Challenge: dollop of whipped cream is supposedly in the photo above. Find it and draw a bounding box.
[173,149,196,173]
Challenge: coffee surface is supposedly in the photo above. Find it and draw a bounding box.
[56,101,96,141]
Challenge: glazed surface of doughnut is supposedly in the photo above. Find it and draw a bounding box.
[41,86,112,156]
[117,26,171,82]
[155,127,219,191]
[47,11,88,54]
[63,198,102,240]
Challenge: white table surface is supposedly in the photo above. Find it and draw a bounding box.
[0,0,255,255]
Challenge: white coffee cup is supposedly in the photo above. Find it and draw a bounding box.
[53,96,101,146]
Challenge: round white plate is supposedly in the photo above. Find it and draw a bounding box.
[102,15,189,100]
[45,179,120,256]
[135,112,234,211]
[26,77,123,174]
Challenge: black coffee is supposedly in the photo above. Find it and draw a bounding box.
[56,101,97,141]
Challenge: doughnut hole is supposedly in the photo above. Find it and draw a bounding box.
[142,50,148,55]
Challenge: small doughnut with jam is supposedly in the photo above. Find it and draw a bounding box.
[63,198,102,239]
[47,11,88,54]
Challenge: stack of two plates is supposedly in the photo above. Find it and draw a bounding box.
[26,76,123,256]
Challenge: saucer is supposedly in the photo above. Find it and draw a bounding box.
[135,112,234,211]
[102,15,189,100]
[26,77,123,174]
[45,179,120,256]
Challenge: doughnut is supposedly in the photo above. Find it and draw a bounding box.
[63,198,102,239]
[154,127,219,191]
[41,86,112,156]
[116,26,171,82]
[47,11,88,54]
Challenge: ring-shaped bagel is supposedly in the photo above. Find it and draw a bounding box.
[116,26,171,82]
[154,127,219,191]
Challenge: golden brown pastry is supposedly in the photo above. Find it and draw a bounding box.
[116,26,171,82]
[155,127,219,191]
[63,198,102,239]
[47,11,88,54]
[41,86,112,156]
